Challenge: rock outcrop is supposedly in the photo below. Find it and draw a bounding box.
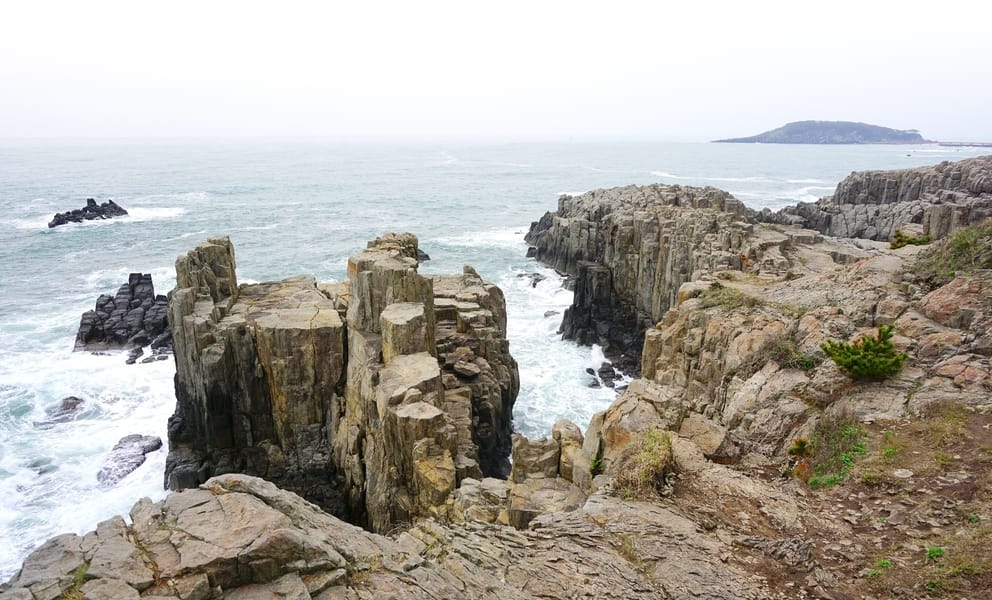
[75,273,172,360]
[525,184,754,374]
[164,234,517,532]
[48,198,128,228]
[761,154,992,240]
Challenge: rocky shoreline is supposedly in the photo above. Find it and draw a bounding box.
[4,156,992,599]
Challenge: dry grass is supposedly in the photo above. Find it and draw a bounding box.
[612,428,676,500]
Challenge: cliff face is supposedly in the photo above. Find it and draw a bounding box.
[763,154,992,240]
[525,184,754,373]
[164,233,517,532]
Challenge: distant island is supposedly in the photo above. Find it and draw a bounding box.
[714,120,930,144]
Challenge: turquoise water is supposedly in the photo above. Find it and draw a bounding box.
[0,139,987,578]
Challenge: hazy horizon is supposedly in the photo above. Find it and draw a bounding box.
[2,1,990,141]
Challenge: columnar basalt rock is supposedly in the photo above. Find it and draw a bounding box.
[164,233,517,532]
[48,198,128,228]
[761,155,992,240]
[525,184,756,373]
[74,273,171,355]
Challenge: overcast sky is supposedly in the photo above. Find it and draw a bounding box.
[1,1,989,141]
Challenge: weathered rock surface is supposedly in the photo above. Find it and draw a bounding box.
[47,198,128,228]
[165,234,517,532]
[97,434,163,487]
[761,154,992,240]
[1,474,786,599]
[75,273,171,356]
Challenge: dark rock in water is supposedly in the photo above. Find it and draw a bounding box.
[417,248,431,261]
[587,379,601,389]
[517,272,547,288]
[543,310,560,318]
[55,396,84,416]
[585,367,596,376]
[75,273,172,361]
[48,198,128,228]
[26,457,57,476]
[526,246,538,258]
[125,347,143,365]
[97,434,162,487]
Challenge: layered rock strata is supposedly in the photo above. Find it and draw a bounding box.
[164,234,517,532]
[762,154,992,240]
[48,198,128,228]
[75,273,171,357]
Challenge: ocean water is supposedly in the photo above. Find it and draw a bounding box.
[0,138,987,579]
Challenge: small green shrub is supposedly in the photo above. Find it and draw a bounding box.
[926,546,945,562]
[890,230,932,249]
[876,558,893,569]
[821,324,907,381]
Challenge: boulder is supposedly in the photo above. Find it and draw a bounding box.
[47,198,128,228]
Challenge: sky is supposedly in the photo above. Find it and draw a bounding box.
[1,1,989,141]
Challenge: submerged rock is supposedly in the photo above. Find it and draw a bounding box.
[48,198,128,228]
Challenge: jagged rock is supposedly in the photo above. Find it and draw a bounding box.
[48,396,84,422]
[165,234,518,532]
[678,414,739,464]
[97,434,162,486]
[75,273,171,357]
[47,198,127,228]
[760,155,992,240]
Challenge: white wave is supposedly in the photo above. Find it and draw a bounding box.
[785,178,828,184]
[124,207,186,221]
[439,151,458,165]
[433,227,528,249]
[651,170,773,183]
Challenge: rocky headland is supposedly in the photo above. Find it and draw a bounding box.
[48,199,128,228]
[762,155,992,240]
[4,157,992,599]
[714,121,929,145]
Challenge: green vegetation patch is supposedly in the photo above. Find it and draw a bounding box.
[807,415,867,489]
[913,218,992,289]
[890,229,932,249]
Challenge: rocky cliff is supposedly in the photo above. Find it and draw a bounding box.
[164,234,517,531]
[762,155,992,240]
[525,184,754,373]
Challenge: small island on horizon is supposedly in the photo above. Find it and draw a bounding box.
[714,120,930,144]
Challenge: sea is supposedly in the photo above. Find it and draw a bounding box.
[0,138,987,579]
